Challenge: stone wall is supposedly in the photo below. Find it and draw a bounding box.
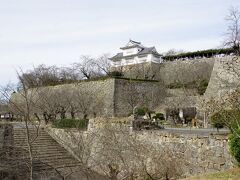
[158,58,215,85]
[73,78,116,117]
[112,58,215,85]
[47,120,234,178]
[204,56,240,98]
[136,130,233,175]
[166,88,198,97]
[113,79,165,116]
[49,128,233,178]
[11,78,116,118]
[11,78,165,118]
[164,96,199,108]
[111,62,160,80]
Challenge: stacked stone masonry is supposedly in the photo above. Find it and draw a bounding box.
[47,124,233,178]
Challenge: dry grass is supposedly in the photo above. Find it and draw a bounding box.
[186,168,240,180]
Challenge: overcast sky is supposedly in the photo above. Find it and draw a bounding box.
[0,0,240,85]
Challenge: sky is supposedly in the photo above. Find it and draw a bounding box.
[0,0,240,86]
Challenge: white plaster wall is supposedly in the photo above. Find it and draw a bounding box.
[112,54,161,67]
[123,47,139,56]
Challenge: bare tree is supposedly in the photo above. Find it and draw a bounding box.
[164,49,185,56]
[74,56,98,79]
[19,64,61,88]
[74,54,112,80]
[224,7,240,55]
[35,87,61,124]
[74,85,102,119]
[0,72,43,180]
[94,54,112,76]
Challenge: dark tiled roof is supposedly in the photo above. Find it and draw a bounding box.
[138,47,155,55]
[129,39,141,44]
[110,46,161,61]
[110,52,123,59]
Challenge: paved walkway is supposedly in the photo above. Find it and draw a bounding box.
[162,127,229,135]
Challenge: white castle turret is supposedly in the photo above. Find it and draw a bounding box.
[109,40,163,67]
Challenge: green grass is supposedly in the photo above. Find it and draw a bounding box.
[52,119,89,129]
[186,168,240,180]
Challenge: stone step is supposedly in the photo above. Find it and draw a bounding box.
[14,134,51,138]
[33,162,82,172]
[14,138,52,141]
[14,135,50,138]
[14,142,65,147]
[14,132,49,135]
[34,154,76,160]
[5,155,76,164]
[14,147,69,154]
[14,130,48,133]
[39,157,79,165]
[14,142,66,148]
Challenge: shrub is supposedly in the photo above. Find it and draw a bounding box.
[135,107,156,119]
[167,79,209,95]
[136,107,146,116]
[229,129,240,165]
[153,113,165,121]
[109,71,123,77]
[211,112,225,130]
[211,110,240,132]
[53,119,89,129]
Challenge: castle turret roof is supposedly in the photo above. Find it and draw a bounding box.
[110,45,161,61]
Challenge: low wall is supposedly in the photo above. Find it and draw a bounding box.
[47,121,233,178]
[137,131,233,175]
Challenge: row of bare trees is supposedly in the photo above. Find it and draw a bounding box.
[19,54,112,89]
[8,84,103,124]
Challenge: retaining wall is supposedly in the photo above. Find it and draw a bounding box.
[47,121,234,178]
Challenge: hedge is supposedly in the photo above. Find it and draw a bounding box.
[53,119,89,129]
[163,48,235,61]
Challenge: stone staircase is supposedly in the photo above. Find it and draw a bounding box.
[0,125,107,179]
[13,128,82,177]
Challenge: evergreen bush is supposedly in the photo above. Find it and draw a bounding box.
[136,107,146,116]
[229,129,240,165]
